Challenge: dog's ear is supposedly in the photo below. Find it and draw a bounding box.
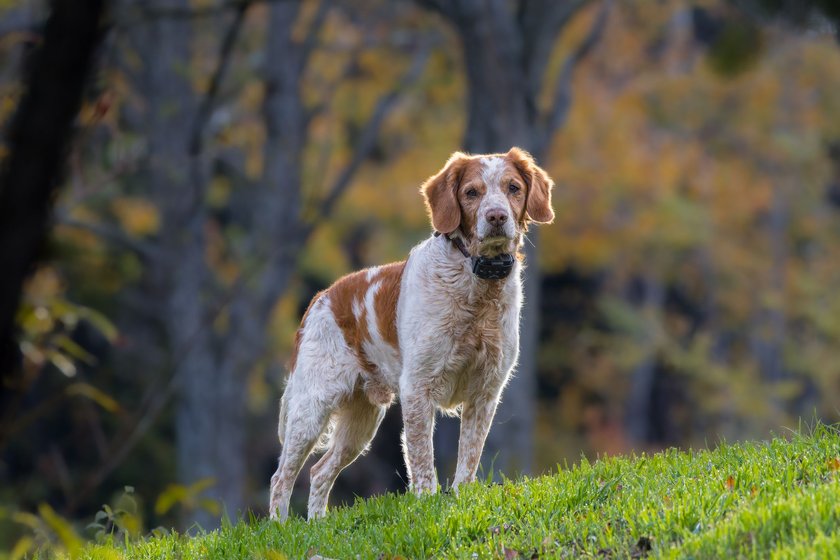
[421,152,468,234]
[507,147,555,224]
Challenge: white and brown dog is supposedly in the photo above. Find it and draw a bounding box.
[269,147,554,520]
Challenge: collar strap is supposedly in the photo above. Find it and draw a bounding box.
[434,231,515,280]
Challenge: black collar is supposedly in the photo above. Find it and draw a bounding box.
[434,231,515,280]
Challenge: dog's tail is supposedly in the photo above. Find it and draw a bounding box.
[277,391,289,445]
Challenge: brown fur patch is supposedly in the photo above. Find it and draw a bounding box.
[373,262,406,351]
[506,147,555,224]
[326,261,406,374]
[329,270,377,373]
[421,152,469,234]
[454,159,484,241]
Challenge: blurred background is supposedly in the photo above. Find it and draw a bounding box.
[2,0,840,548]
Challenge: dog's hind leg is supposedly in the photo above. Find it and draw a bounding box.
[307,393,386,520]
[269,392,332,521]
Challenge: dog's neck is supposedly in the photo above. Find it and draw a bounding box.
[433,230,521,283]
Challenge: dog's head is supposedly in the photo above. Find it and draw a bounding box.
[421,148,555,256]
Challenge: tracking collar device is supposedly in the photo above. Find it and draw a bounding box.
[471,253,515,280]
[435,231,515,281]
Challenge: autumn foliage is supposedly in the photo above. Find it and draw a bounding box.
[1,0,839,542]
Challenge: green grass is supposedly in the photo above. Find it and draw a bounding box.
[82,424,840,559]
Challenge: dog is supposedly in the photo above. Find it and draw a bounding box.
[269,147,555,521]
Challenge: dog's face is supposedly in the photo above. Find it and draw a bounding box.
[421,148,555,256]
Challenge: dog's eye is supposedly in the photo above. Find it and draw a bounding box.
[466,188,478,198]
[508,183,520,194]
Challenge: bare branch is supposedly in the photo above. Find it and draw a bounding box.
[56,216,162,260]
[413,0,453,19]
[518,0,589,111]
[135,0,253,21]
[74,22,431,500]
[315,44,431,221]
[109,0,280,34]
[189,1,251,156]
[538,0,611,153]
[300,0,332,71]
[73,375,177,505]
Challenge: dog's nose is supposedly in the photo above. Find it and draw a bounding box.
[485,209,508,225]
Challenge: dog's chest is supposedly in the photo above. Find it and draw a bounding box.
[428,282,513,405]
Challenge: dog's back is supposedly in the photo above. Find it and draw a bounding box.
[288,262,405,406]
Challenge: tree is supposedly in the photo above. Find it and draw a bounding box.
[107,0,428,527]
[415,0,610,476]
[0,0,108,443]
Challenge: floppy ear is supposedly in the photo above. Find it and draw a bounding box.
[507,147,555,224]
[421,152,468,234]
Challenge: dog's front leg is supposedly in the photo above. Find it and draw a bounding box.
[401,387,437,494]
[452,394,500,489]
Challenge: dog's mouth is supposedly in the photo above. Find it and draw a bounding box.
[480,223,514,241]
[477,234,515,257]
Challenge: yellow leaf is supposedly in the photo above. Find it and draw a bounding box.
[77,306,118,343]
[207,176,231,208]
[111,197,160,237]
[199,497,221,516]
[47,350,77,378]
[55,334,96,365]
[155,484,188,516]
[38,503,83,556]
[11,511,41,530]
[189,477,216,495]
[10,535,34,560]
[66,383,120,413]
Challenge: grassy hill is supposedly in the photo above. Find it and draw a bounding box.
[78,424,840,559]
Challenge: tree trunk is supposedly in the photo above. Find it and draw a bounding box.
[132,0,406,525]
[624,275,665,445]
[0,0,107,441]
[423,0,607,479]
[749,182,789,429]
[483,235,539,473]
[133,0,232,528]
[206,0,310,519]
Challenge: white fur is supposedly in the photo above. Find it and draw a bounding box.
[269,154,535,522]
[351,297,363,322]
[365,266,381,282]
[362,281,401,383]
[268,231,522,521]
[478,157,516,240]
